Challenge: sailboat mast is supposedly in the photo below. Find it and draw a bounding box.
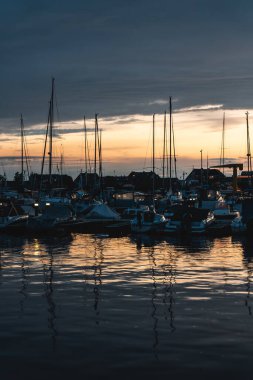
[40,102,50,193]
[98,129,103,197]
[162,111,166,188]
[94,114,98,190]
[84,115,88,187]
[172,116,177,178]
[206,153,209,185]
[94,114,97,175]
[49,78,55,183]
[222,112,225,168]
[152,113,155,198]
[246,111,252,184]
[20,114,24,184]
[169,96,172,190]
[220,112,225,173]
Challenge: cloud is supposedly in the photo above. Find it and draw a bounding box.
[177,104,224,112]
[148,99,170,106]
[1,0,253,132]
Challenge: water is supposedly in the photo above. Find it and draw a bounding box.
[1,233,253,379]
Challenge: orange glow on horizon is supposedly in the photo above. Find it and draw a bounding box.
[1,106,252,176]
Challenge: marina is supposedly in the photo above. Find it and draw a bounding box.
[2,1,253,378]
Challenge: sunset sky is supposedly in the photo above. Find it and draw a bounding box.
[1,0,253,179]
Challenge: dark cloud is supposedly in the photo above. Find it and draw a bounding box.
[1,0,253,131]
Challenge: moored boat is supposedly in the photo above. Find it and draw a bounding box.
[162,205,214,235]
[131,209,166,234]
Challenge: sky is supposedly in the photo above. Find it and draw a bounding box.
[1,0,253,178]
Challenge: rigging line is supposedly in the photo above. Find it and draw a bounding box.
[84,115,88,175]
[220,112,225,172]
[40,101,51,194]
[21,114,24,183]
[23,130,31,177]
[169,96,172,190]
[21,115,31,180]
[172,116,177,178]
[94,114,98,176]
[24,137,31,173]
[98,129,103,198]
[24,143,30,179]
[143,121,152,171]
[87,140,92,174]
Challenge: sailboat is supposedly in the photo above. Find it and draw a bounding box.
[131,114,166,234]
[72,114,129,233]
[27,78,75,233]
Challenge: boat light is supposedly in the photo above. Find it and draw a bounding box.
[46,202,51,206]
[34,203,39,207]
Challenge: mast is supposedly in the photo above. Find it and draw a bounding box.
[206,153,209,185]
[169,96,172,191]
[20,114,24,184]
[172,116,177,178]
[98,129,103,198]
[246,111,252,185]
[162,111,167,189]
[94,114,98,190]
[220,112,225,173]
[49,78,55,184]
[200,149,203,187]
[152,113,155,199]
[84,115,88,188]
[40,102,51,193]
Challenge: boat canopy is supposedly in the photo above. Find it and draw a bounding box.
[83,204,120,220]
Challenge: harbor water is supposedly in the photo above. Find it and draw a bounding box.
[1,233,253,379]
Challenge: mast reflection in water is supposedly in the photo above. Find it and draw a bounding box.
[0,233,253,378]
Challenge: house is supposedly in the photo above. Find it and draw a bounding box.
[186,169,225,188]
[128,171,160,192]
[29,173,74,190]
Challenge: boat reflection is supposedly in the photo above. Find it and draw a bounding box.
[19,248,28,316]
[131,234,214,254]
[43,246,57,350]
[149,245,159,358]
[234,236,253,316]
[93,236,104,325]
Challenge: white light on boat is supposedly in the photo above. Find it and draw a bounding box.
[46,202,51,206]
[34,203,39,207]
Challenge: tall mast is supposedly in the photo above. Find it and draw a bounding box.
[84,115,88,187]
[40,102,50,194]
[94,114,98,190]
[200,149,203,187]
[152,113,155,199]
[206,153,209,185]
[20,114,24,184]
[49,77,55,184]
[98,129,103,198]
[220,112,225,173]
[172,116,177,178]
[162,111,166,189]
[169,96,172,191]
[246,111,252,185]
[222,112,225,168]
